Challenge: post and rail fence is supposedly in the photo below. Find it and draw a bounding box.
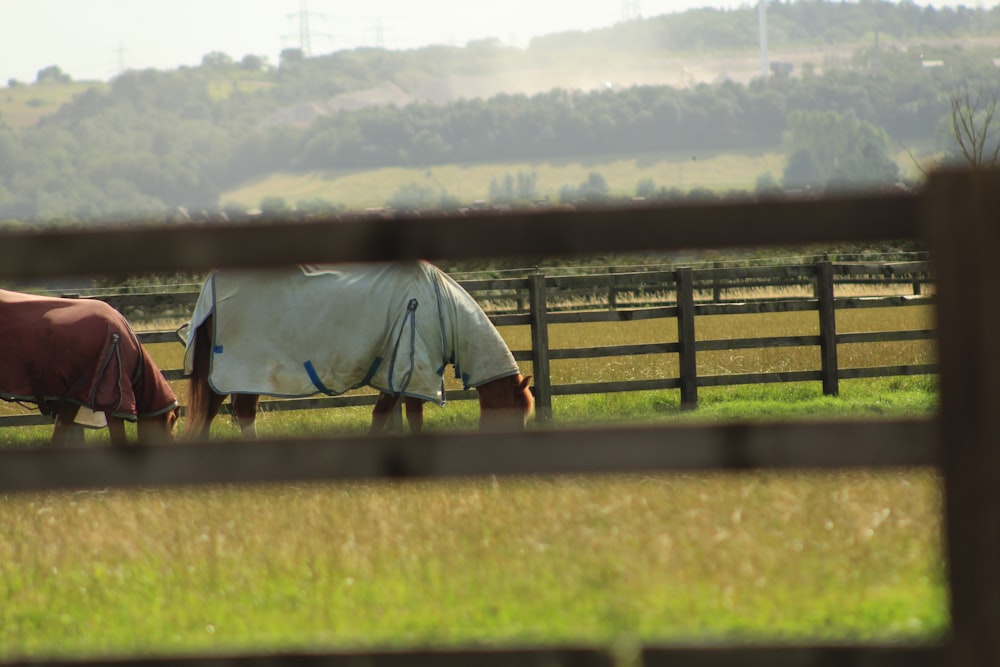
[0,257,936,429]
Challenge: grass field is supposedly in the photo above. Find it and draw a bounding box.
[0,297,943,661]
[219,150,789,211]
[219,147,930,213]
[0,81,101,129]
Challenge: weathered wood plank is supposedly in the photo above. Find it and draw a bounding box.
[837,329,936,344]
[0,194,919,281]
[642,644,945,667]
[694,300,819,316]
[677,268,698,408]
[0,418,939,493]
[0,647,614,667]
[925,167,1000,667]
[697,370,823,387]
[528,273,553,423]
[547,343,681,359]
[838,364,937,379]
[697,335,821,351]
[549,378,682,395]
[546,306,679,324]
[0,643,947,667]
[835,295,935,309]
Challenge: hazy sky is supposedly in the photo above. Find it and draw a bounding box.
[1,0,996,84]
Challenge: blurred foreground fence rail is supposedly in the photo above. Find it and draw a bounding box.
[0,169,997,666]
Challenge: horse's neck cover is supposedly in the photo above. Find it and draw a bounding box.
[183,261,519,404]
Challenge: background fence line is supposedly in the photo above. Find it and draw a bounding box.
[0,259,935,429]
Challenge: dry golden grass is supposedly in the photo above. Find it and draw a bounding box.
[0,469,945,657]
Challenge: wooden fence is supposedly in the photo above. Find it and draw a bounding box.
[0,257,935,429]
[0,169,998,666]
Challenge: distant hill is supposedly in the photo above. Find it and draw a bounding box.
[1,1,998,221]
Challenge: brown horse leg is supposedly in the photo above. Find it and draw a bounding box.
[52,403,86,447]
[231,394,260,438]
[404,397,424,434]
[106,415,128,446]
[371,392,405,433]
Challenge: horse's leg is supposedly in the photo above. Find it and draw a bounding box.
[371,393,404,433]
[231,394,260,438]
[106,415,129,446]
[404,397,424,434]
[185,319,228,439]
[52,403,85,447]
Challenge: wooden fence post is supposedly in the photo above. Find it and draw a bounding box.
[712,261,723,303]
[607,266,618,310]
[816,260,839,396]
[676,267,698,409]
[527,272,553,424]
[926,168,1000,667]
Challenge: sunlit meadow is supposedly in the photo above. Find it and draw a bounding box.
[0,288,943,660]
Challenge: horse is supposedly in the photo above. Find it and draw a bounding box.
[182,261,533,438]
[0,289,179,446]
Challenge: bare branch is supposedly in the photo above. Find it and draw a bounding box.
[950,86,1000,169]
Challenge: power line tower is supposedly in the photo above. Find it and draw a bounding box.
[285,0,330,57]
[622,0,641,21]
[114,42,129,77]
[758,0,769,77]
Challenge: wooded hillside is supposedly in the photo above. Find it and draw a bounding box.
[0,0,997,222]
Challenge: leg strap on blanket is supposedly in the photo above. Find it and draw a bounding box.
[387,298,419,397]
[378,298,419,433]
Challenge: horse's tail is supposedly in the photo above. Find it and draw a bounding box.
[184,316,215,439]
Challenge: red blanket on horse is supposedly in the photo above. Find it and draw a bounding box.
[0,289,177,420]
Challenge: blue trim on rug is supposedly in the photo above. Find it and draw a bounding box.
[304,357,383,395]
[304,360,332,394]
[360,357,382,387]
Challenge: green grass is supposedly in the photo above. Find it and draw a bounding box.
[0,375,944,661]
[0,297,943,660]
[0,465,946,659]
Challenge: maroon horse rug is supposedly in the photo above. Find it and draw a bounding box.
[0,289,178,443]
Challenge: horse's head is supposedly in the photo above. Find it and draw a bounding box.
[136,406,180,444]
[477,374,534,431]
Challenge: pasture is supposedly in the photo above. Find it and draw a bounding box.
[218,147,929,212]
[0,294,942,660]
[219,150,789,211]
[0,82,100,129]
[0,470,945,659]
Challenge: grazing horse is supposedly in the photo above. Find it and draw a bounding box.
[0,289,179,446]
[183,261,533,438]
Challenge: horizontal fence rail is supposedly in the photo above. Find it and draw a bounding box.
[0,419,939,493]
[0,193,919,280]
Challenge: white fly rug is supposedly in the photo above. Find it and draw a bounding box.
[183,261,520,405]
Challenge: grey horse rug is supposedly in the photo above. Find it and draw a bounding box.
[183,261,520,404]
[0,289,178,421]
